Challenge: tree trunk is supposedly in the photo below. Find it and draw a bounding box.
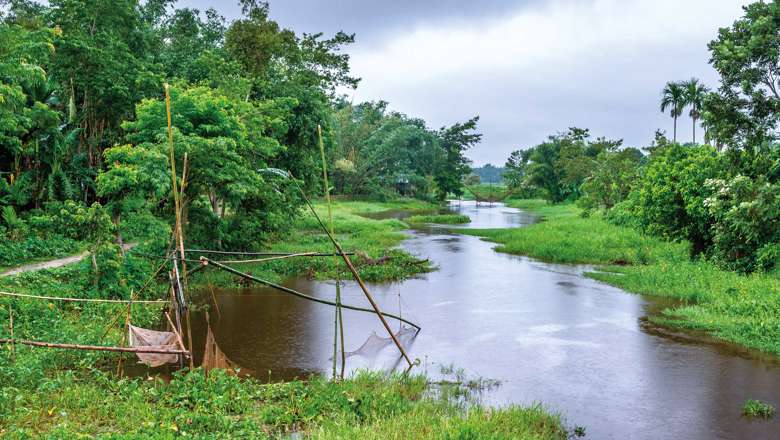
[673,116,677,143]
[693,117,696,144]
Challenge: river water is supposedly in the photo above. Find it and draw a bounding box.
[191,201,780,439]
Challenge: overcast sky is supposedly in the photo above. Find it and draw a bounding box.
[184,0,751,166]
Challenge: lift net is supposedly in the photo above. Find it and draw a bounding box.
[343,326,418,359]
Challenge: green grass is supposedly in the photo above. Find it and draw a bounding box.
[460,184,509,201]
[406,214,471,225]
[0,368,568,439]
[742,399,776,419]
[462,200,687,266]
[0,235,86,271]
[0,198,571,439]
[466,199,780,356]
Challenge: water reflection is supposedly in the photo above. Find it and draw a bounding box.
[190,201,780,440]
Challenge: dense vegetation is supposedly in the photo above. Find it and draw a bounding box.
[0,0,480,287]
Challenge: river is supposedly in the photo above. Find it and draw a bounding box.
[190,201,780,440]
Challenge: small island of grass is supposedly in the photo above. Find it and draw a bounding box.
[406,214,471,225]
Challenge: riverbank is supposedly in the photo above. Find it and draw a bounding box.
[0,199,571,438]
[0,367,569,438]
[463,199,780,356]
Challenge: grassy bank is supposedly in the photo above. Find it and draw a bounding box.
[464,199,780,356]
[406,214,471,225]
[0,368,568,439]
[0,199,575,438]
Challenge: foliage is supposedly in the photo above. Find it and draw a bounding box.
[470,163,504,184]
[742,399,776,419]
[121,85,301,249]
[0,235,81,268]
[577,148,643,211]
[704,175,780,272]
[618,144,723,253]
[705,1,780,150]
[509,128,624,204]
[434,117,481,200]
[660,81,686,142]
[330,101,481,201]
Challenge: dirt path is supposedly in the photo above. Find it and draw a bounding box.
[1,244,136,277]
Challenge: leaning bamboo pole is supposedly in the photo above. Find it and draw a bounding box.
[286,175,416,368]
[0,338,189,355]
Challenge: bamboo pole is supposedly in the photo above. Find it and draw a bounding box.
[164,84,186,271]
[185,250,354,257]
[291,180,415,368]
[202,258,421,330]
[318,124,340,380]
[164,311,188,362]
[215,252,352,265]
[318,124,346,380]
[9,304,14,360]
[0,338,189,354]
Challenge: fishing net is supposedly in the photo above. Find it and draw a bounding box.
[128,324,179,367]
[202,314,252,375]
[343,326,418,359]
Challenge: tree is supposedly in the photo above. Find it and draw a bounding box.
[660,81,685,143]
[705,0,780,149]
[96,144,169,246]
[434,117,481,200]
[121,85,299,249]
[683,78,710,144]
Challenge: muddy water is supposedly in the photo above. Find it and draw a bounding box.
[192,201,780,440]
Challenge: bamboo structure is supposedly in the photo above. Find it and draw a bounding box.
[285,175,416,368]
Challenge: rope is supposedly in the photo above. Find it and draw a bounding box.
[0,290,168,304]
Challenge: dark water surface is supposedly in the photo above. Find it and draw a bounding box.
[192,201,780,440]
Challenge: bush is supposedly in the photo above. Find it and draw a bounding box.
[0,235,81,267]
[620,144,723,254]
[705,176,780,272]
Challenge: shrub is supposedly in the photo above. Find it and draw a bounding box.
[620,144,723,254]
[742,399,775,418]
[705,176,780,272]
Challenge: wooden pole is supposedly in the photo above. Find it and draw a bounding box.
[318,124,342,380]
[290,180,415,368]
[164,311,189,365]
[0,338,189,355]
[164,84,186,270]
[8,304,14,360]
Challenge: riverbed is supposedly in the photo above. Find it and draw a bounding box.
[191,201,780,440]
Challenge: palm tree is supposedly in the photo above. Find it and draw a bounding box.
[660,81,685,143]
[683,78,710,144]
